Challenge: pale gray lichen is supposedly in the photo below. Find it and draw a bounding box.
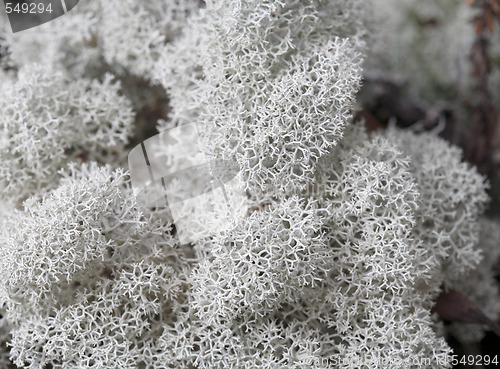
[386,129,489,297]
[2,163,186,368]
[155,0,367,196]
[2,0,199,78]
[0,64,134,205]
[448,218,500,343]
[0,1,493,368]
[368,0,475,101]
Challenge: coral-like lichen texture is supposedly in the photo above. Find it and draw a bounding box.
[3,0,199,78]
[0,64,134,205]
[1,163,184,368]
[155,0,367,196]
[0,0,493,368]
[386,129,489,292]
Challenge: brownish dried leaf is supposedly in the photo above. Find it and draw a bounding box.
[476,18,485,34]
[485,10,495,32]
[492,0,500,12]
[434,289,500,336]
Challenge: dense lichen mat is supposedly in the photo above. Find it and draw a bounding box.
[0,1,499,368]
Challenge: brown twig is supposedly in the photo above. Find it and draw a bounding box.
[463,0,500,176]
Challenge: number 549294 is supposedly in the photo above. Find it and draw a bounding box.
[5,2,53,14]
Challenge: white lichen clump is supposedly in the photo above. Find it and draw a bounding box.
[448,218,500,343]
[369,0,475,101]
[0,64,134,205]
[369,0,500,105]
[0,1,493,368]
[4,0,199,78]
[155,0,367,196]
